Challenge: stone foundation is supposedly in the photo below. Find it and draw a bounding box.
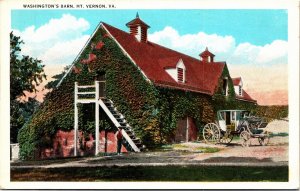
[39,130,127,159]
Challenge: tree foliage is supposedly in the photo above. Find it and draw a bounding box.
[10,32,46,143]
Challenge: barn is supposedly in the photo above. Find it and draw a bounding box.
[18,14,256,160]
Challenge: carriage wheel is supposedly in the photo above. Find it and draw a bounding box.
[220,131,234,144]
[258,132,270,146]
[203,123,220,143]
[240,130,251,147]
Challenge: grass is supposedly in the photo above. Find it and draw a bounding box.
[154,144,221,153]
[269,132,289,137]
[196,147,220,153]
[11,165,288,182]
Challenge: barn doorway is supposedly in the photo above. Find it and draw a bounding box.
[173,117,198,143]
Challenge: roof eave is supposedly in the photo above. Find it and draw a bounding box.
[236,97,257,104]
[154,81,213,95]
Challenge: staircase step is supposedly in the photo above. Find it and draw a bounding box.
[125,128,132,132]
[108,107,115,110]
[128,134,135,138]
[105,104,113,108]
[134,142,142,146]
[116,118,125,123]
[124,127,132,131]
[132,138,141,142]
[110,111,118,115]
[110,110,118,114]
[125,130,132,135]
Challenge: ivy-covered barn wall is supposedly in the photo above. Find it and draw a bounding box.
[18,25,257,160]
[155,88,215,142]
[18,26,163,159]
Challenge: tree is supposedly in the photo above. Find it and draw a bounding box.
[10,32,46,100]
[10,32,47,143]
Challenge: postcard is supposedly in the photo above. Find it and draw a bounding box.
[0,0,299,189]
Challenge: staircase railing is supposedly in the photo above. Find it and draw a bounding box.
[74,81,141,156]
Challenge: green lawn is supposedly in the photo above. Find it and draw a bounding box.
[153,143,221,153]
[11,165,288,182]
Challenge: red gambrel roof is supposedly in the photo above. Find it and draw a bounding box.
[102,22,225,95]
[232,77,242,86]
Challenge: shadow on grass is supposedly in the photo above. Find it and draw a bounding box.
[202,156,273,163]
[11,165,288,182]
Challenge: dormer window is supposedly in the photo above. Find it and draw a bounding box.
[164,58,186,83]
[232,77,243,97]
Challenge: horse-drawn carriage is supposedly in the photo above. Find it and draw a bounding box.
[202,110,270,147]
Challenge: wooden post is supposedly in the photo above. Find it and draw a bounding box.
[186,117,189,142]
[95,81,100,155]
[74,82,78,156]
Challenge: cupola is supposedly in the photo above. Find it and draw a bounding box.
[126,13,150,43]
[199,47,215,63]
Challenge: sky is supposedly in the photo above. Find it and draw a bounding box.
[11,10,288,105]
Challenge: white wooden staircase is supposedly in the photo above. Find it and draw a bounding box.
[74,81,144,156]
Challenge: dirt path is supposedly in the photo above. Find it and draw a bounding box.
[11,119,288,169]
